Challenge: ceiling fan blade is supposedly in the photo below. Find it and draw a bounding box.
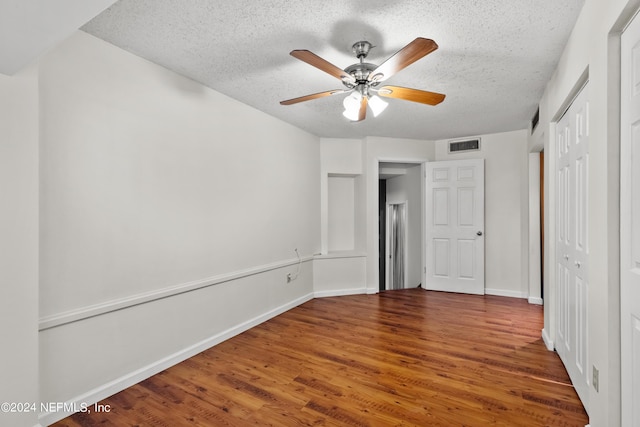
[377,85,445,105]
[280,89,347,105]
[368,38,438,83]
[357,96,367,122]
[290,50,356,84]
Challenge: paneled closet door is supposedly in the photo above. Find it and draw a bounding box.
[555,83,590,413]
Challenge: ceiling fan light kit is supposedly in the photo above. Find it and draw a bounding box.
[280,37,445,122]
[368,95,389,117]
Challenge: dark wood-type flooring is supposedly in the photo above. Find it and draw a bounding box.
[53,289,589,426]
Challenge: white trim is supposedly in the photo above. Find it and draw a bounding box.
[38,291,314,426]
[484,288,528,299]
[553,71,589,122]
[313,251,366,259]
[528,296,544,305]
[314,287,368,298]
[542,328,554,351]
[39,255,314,331]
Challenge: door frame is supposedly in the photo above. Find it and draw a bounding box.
[527,146,544,306]
[375,158,428,294]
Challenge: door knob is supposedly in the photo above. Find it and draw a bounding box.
[476,231,483,236]
[564,254,569,260]
[575,261,581,268]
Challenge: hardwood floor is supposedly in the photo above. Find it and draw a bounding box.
[53,289,588,426]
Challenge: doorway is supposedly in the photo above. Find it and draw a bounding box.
[378,179,386,291]
[378,161,423,291]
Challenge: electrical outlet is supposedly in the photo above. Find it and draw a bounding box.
[592,366,599,392]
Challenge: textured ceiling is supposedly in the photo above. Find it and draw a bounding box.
[82,0,584,140]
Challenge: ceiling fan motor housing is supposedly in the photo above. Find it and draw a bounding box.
[342,40,381,89]
[343,62,378,87]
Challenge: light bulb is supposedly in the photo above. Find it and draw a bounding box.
[342,91,362,121]
[343,108,361,121]
[343,91,362,110]
[368,95,388,117]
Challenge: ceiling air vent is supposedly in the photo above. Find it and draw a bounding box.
[448,138,480,153]
[531,107,540,133]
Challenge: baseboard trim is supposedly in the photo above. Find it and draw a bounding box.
[541,328,554,351]
[485,288,528,299]
[38,291,314,426]
[528,296,543,305]
[314,287,368,298]
[39,255,313,331]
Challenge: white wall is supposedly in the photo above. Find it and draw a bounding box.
[313,253,367,297]
[0,65,39,427]
[318,137,435,295]
[327,176,355,251]
[325,133,532,298]
[320,138,363,254]
[38,31,320,424]
[0,0,116,75]
[532,0,640,424]
[435,130,529,298]
[386,165,423,288]
[316,139,367,296]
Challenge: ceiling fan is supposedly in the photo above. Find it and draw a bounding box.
[280,37,445,122]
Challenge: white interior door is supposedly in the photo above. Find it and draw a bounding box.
[621,14,640,426]
[425,159,484,295]
[555,83,590,412]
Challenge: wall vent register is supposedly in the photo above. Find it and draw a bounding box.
[449,138,480,153]
[531,107,540,132]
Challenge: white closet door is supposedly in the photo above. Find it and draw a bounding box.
[555,83,590,412]
[621,12,640,426]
